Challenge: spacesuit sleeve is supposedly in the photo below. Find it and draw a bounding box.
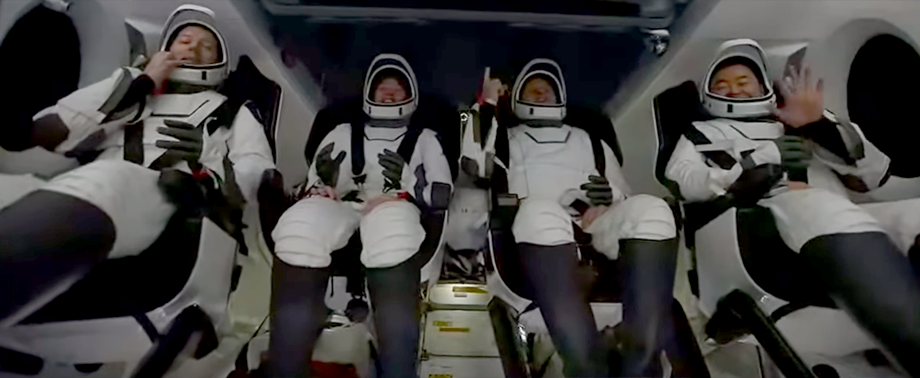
[801,111,891,192]
[224,105,276,204]
[600,141,630,201]
[665,135,743,202]
[408,130,453,210]
[31,67,154,156]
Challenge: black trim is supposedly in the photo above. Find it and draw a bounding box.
[590,133,605,175]
[98,68,135,115]
[150,100,211,118]
[351,121,365,177]
[769,302,808,323]
[683,125,737,170]
[134,313,160,343]
[123,121,145,165]
[523,130,570,144]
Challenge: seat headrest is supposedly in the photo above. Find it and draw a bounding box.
[653,81,708,198]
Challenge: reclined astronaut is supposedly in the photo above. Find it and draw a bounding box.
[266,54,452,378]
[664,38,920,376]
[0,5,275,319]
[473,58,679,377]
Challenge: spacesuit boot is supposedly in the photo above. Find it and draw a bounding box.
[0,190,116,321]
[616,238,679,378]
[366,257,422,378]
[800,232,920,377]
[267,257,331,378]
[520,242,607,378]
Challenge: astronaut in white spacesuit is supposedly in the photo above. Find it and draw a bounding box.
[472,58,679,377]
[266,54,452,378]
[665,38,920,376]
[0,5,275,320]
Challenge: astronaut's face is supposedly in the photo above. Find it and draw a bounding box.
[521,77,558,104]
[373,77,408,103]
[168,25,220,65]
[710,63,764,98]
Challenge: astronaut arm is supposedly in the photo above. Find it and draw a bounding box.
[224,105,276,204]
[600,141,630,201]
[411,130,453,210]
[665,136,742,202]
[29,68,154,156]
[800,112,891,192]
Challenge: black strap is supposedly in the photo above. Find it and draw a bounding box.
[351,121,365,177]
[589,134,605,175]
[683,126,738,170]
[133,313,160,343]
[124,121,145,165]
[397,127,423,164]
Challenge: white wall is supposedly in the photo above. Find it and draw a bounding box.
[609,0,920,196]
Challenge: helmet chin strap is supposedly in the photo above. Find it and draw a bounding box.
[367,117,411,128]
[524,119,564,128]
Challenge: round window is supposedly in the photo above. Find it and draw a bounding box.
[848,34,920,178]
[0,5,80,151]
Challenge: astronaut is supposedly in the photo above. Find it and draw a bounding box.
[0,5,275,319]
[472,59,679,377]
[266,54,452,378]
[665,38,920,376]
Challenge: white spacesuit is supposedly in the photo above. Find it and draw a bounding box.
[0,5,274,319]
[475,58,679,377]
[664,39,920,376]
[266,54,452,378]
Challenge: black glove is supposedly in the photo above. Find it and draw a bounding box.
[726,164,784,206]
[156,120,204,166]
[773,135,812,180]
[378,149,405,192]
[315,143,346,186]
[580,175,613,206]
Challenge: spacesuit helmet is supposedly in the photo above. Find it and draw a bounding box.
[158,4,229,87]
[512,58,567,121]
[701,39,775,119]
[363,54,419,120]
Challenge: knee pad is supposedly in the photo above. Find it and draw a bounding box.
[512,199,575,246]
[360,200,426,269]
[273,197,359,268]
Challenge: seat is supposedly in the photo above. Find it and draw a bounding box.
[477,105,707,378]
[285,92,459,315]
[652,81,881,378]
[0,55,283,377]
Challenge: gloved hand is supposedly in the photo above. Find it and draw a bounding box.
[580,175,613,206]
[773,135,812,172]
[315,143,346,186]
[378,149,405,192]
[156,119,203,166]
[726,164,784,206]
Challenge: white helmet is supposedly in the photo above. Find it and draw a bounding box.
[511,58,567,121]
[363,54,419,120]
[701,39,775,119]
[158,4,229,87]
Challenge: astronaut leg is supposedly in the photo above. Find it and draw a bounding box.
[0,189,115,321]
[586,195,680,377]
[762,189,920,376]
[859,198,920,273]
[513,199,606,378]
[267,196,360,378]
[359,199,425,378]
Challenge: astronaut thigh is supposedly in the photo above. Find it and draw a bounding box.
[512,198,575,246]
[272,196,360,268]
[359,199,425,269]
[41,160,176,258]
[586,194,677,260]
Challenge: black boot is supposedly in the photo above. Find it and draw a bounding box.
[266,257,331,378]
[367,257,422,378]
[519,242,607,378]
[0,190,116,322]
[617,238,679,378]
[800,232,920,377]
